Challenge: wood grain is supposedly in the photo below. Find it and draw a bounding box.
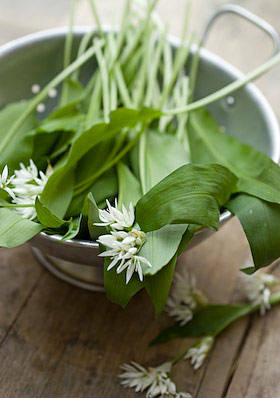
[0,218,254,398]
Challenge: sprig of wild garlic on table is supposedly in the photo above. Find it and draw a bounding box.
[120,266,280,396]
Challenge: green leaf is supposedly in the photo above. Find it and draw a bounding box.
[40,167,75,218]
[66,169,118,217]
[104,257,143,308]
[144,254,177,317]
[151,303,250,345]
[140,225,186,275]
[66,108,161,172]
[136,163,237,232]
[132,129,190,190]
[35,198,70,228]
[117,162,142,207]
[189,109,280,205]
[0,208,43,248]
[226,194,280,269]
[177,224,198,256]
[81,193,106,240]
[0,102,36,170]
[61,216,82,241]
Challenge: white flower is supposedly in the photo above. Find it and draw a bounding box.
[0,165,15,200]
[98,229,152,283]
[166,268,207,325]
[184,336,214,370]
[240,271,280,315]
[11,160,53,220]
[94,199,135,230]
[119,361,192,398]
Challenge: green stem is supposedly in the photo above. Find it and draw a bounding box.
[72,30,95,81]
[0,42,104,157]
[95,41,110,123]
[171,348,189,365]
[88,0,103,38]
[60,0,76,105]
[166,52,280,115]
[139,129,147,194]
[0,203,35,208]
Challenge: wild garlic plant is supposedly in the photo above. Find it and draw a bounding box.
[1,0,280,314]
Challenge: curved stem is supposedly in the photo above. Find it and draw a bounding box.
[60,0,77,105]
[165,52,280,115]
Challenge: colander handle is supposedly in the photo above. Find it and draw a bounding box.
[202,4,280,57]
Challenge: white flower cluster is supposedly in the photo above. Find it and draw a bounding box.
[95,200,152,283]
[184,336,214,370]
[240,270,280,315]
[119,361,192,398]
[166,268,207,325]
[0,160,52,220]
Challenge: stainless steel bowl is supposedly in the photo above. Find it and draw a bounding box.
[0,6,280,291]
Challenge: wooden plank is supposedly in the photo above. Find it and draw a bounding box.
[226,293,280,398]
[0,245,43,343]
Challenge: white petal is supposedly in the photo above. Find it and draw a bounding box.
[2,165,8,182]
[126,263,135,284]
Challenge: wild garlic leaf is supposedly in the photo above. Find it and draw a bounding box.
[144,253,177,318]
[0,208,43,248]
[81,192,106,241]
[136,163,237,232]
[0,102,36,170]
[103,257,143,308]
[226,194,280,270]
[40,167,75,218]
[140,225,186,275]
[131,129,190,189]
[189,109,280,205]
[117,162,142,207]
[66,169,118,218]
[35,198,70,228]
[65,108,161,172]
[61,215,82,241]
[151,303,251,345]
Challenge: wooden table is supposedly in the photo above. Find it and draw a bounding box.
[1,1,280,397]
[1,219,280,397]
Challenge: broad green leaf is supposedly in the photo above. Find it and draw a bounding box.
[189,109,280,205]
[65,108,161,172]
[36,114,85,134]
[117,162,142,207]
[35,198,70,228]
[0,208,43,248]
[140,225,186,275]
[66,169,118,217]
[40,167,75,218]
[226,194,280,269]
[0,102,36,170]
[151,303,251,345]
[136,163,237,232]
[104,257,143,308]
[144,254,177,317]
[131,129,190,189]
[177,224,198,256]
[81,193,106,240]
